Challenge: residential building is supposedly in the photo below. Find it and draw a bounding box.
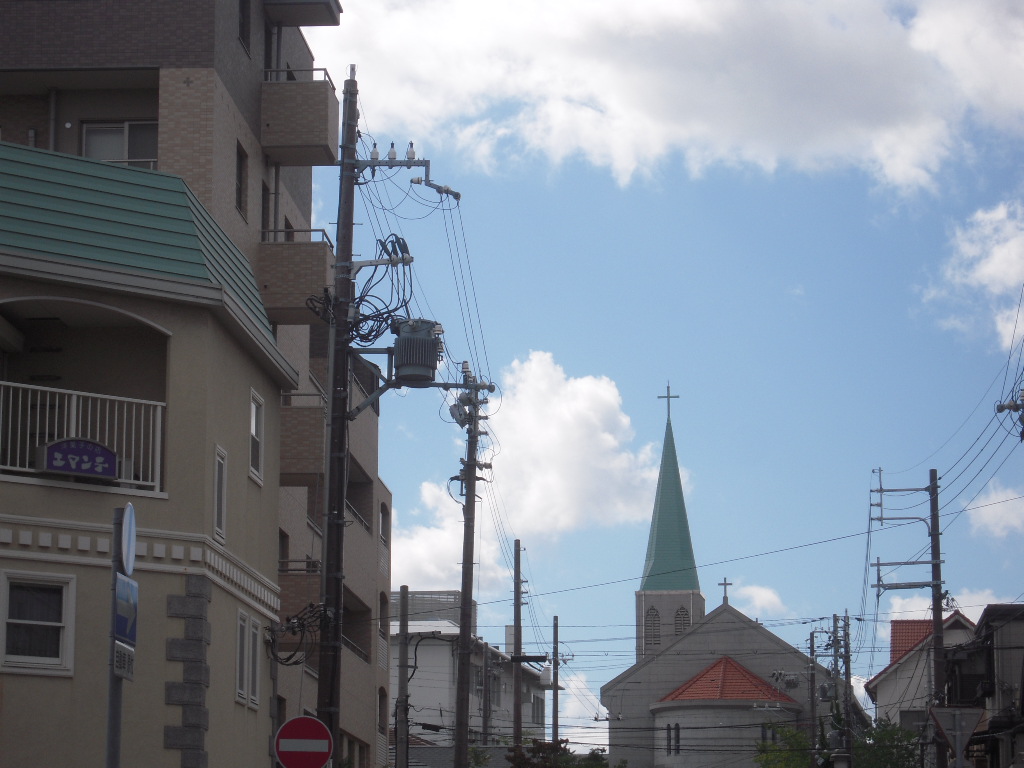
[389,591,548,757]
[866,606,1024,767]
[0,1,393,766]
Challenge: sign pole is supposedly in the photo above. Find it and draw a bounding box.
[105,506,125,768]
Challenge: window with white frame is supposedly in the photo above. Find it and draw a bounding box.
[249,391,263,481]
[82,121,158,169]
[236,610,261,707]
[214,446,227,541]
[2,571,76,675]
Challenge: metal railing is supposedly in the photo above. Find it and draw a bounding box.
[263,68,336,89]
[0,381,165,491]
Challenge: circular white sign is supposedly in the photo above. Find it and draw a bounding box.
[121,502,137,576]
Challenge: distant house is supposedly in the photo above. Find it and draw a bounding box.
[389,590,549,760]
[865,606,1024,767]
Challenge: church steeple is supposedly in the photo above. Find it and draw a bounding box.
[640,414,699,592]
[635,386,704,659]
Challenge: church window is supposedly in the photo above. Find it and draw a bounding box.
[674,723,680,754]
[674,606,691,634]
[644,607,661,646]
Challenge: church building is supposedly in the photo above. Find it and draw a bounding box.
[602,397,856,768]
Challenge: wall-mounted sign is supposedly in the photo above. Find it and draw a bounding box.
[38,439,117,479]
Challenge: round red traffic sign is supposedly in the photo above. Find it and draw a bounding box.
[275,716,333,768]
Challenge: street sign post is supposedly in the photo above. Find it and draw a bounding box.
[275,716,333,768]
[931,707,984,768]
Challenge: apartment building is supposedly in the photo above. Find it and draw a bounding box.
[389,591,549,752]
[0,1,392,766]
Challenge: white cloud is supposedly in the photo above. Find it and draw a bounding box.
[931,200,1024,347]
[484,351,660,533]
[882,587,1016,634]
[306,0,1024,189]
[967,480,1024,537]
[390,350,661,591]
[733,584,790,618]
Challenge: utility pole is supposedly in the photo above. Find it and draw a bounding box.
[396,586,410,768]
[453,363,491,768]
[842,613,852,758]
[552,616,559,744]
[316,65,359,767]
[482,642,491,746]
[513,541,523,749]
[871,468,947,768]
[808,629,817,768]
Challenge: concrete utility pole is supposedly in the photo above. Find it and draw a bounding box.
[552,616,559,744]
[871,468,947,768]
[396,586,410,768]
[317,66,359,768]
[808,630,817,768]
[454,364,491,768]
[513,541,524,749]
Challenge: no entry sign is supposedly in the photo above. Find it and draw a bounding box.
[275,716,333,768]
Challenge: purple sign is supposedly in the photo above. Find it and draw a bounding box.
[41,439,118,479]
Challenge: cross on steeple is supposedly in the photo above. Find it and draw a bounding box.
[719,577,733,605]
[658,383,679,421]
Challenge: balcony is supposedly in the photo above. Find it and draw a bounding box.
[0,381,164,492]
[263,0,342,27]
[278,391,326,480]
[254,233,335,325]
[261,70,339,166]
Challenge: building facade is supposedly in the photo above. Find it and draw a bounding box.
[389,591,548,751]
[866,607,1024,767]
[0,1,393,766]
[602,413,860,768]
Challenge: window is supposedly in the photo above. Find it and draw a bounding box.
[236,142,249,218]
[214,447,227,541]
[674,606,690,634]
[236,610,261,707]
[645,606,661,647]
[2,571,75,675]
[83,122,158,169]
[278,530,289,572]
[238,0,251,53]
[249,390,263,481]
[531,694,545,725]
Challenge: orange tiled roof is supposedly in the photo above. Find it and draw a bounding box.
[661,657,797,703]
[889,620,932,664]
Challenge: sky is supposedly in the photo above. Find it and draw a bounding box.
[303,0,1024,751]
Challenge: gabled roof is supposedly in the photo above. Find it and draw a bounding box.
[640,418,699,592]
[0,141,296,386]
[661,656,796,703]
[865,611,976,695]
[890,620,932,664]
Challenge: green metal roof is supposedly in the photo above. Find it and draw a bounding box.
[0,141,273,340]
[640,419,700,592]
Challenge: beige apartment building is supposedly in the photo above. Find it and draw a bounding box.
[0,2,392,766]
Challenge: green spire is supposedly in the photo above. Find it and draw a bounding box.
[640,417,700,592]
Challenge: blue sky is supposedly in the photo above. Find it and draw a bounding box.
[304,0,1024,748]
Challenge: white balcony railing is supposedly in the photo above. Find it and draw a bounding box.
[0,381,164,492]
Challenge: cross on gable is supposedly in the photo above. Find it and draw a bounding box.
[718,577,733,604]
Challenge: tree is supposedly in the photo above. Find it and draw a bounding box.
[852,718,918,768]
[755,723,812,768]
[505,741,626,768]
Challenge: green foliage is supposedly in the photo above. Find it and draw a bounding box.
[469,746,492,767]
[852,718,919,768]
[755,723,812,768]
[504,740,626,768]
[754,717,918,768]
